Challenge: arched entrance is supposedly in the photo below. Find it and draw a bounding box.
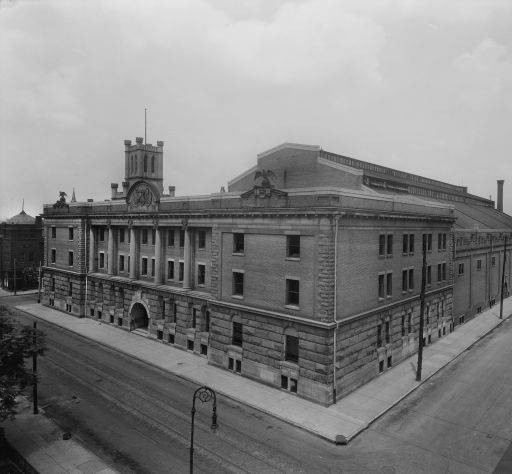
[130,302,149,330]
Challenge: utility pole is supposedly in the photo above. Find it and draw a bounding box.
[13,258,16,295]
[32,321,39,414]
[37,261,42,303]
[416,235,427,381]
[500,236,508,319]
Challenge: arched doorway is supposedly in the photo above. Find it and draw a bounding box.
[130,302,149,330]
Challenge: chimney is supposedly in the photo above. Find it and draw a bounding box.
[111,183,118,199]
[497,180,504,212]
[168,186,175,197]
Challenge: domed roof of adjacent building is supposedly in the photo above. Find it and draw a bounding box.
[5,209,36,225]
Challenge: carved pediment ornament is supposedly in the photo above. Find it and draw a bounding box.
[127,181,159,212]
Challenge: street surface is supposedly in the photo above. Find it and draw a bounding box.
[2,293,512,473]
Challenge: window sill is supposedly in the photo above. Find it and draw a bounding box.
[285,304,300,310]
[285,257,300,262]
[232,294,243,300]
[232,252,245,257]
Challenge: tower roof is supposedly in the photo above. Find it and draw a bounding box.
[5,209,36,225]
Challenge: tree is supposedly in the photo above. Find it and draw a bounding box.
[0,305,45,422]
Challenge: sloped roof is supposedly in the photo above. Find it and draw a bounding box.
[4,210,36,225]
[451,202,512,230]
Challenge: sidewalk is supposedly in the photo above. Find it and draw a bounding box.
[15,297,512,445]
[3,397,117,474]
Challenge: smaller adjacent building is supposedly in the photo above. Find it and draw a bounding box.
[0,208,43,291]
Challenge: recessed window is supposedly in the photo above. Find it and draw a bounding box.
[168,333,175,344]
[198,231,206,250]
[50,277,55,291]
[408,312,412,333]
[442,263,447,281]
[385,320,390,344]
[167,260,174,280]
[151,258,155,277]
[68,281,73,296]
[286,278,300,306]
[51,226,56,239]
[491,256,496,267]
[233,233,245,254]
[179,230,185,248]
[377,324,382,347]
[287,235,300,258]
[144,154,148,172]
[68,227,74,241]
[387,355,392,368]
[99,252,105,269]
[201,344,208,356]
[142,229,148,244]
[379,274,385,298]
[409,234,415,253]
[151,156,155,173]
[476,259,482,271]
[141,257,148,276]
[427,265,432,285]
[187,339,194,351]
[285,335,299,363]
[232,272,244,296]
[119,255,125,272]
[167,229,175,246]
[408,268,414,290]
[423,233,432,252]
[119,228,125,243]
[205,311,210,332]
[179,262,184,281]
[151,229,156,245]
[51,248,56,264]
[99,227,105,241]
[232,321,243,346]
[379,234,386,256]
[387,235,393,256]
[401,314,405,336]
[386,273,393,297]
[379,360,384,373]
[458,263,464,276]
[197,264,206,285]
[68,251,74,267]
[192,308,197,328]
[402,234,409,254]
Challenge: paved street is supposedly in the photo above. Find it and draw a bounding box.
[3,293,512,473]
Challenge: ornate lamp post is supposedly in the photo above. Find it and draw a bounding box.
[189,386,217,474]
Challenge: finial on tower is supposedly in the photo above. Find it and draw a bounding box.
[22,198,24,212]
[71,188,76,203]
[145,107,147,145]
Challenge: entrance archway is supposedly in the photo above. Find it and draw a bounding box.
[130,302,149,330]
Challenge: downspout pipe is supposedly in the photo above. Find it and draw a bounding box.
[332,214,340,404]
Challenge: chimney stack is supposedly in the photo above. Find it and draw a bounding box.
[168,186,175,197]
[497,180,504,212]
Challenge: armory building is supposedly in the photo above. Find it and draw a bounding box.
[41,139,512,405]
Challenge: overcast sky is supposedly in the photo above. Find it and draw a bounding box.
[1,0,512,219]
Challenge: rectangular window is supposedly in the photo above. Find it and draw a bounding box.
[179,230,185,247]
[232,271,244,296]
[201,344,208,356]
[99,252,105,268]
[119,255,125,272]
[285,335,299,363]
[179,262,184,281]
[151,229,156,245]
[99,227,105,241]
[187,339,194,351]
[458,263,464,276]
[141,257,148,275]
[442,233,447,250]
[378,274,385,298]
[427,265,432,285]
[68,227,74,241]
[286,278,300,306]
[385,320,390,344]
[401,314,405,336]
[438,233,442,251]
[233,233,245,254]
[377,324,382,347]
[51,277,55,291]
[119,228,125,243]
[386,272,393,297]
[192,308,197,328]
[427,233,432,252]
[408,312,412,333]
[128,256,130,273]
[51,248,56,264]
[236,360,241,373]
[167,261,174,279]
[198,231,206,249]
[197,264,206,285]
[51,226,56,238]
[386,234,393,256]
[167,229,174,246]
[379,234,386,256]
[68,251,74,266]
[68,281,73,296]
[402,234,409,254]
[402,269,408,291]
[232,322,243,346]
[142,229,148,244]
[442,263,447,281]
[287,235,300,258]
[476,259,482,271]
[151,258,155,277]
[408,269,414,290]
[492,256,496,267]
[409,234,415,253]
[437,263,442,282]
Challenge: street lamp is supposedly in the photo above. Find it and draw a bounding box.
[189,385,218,474]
